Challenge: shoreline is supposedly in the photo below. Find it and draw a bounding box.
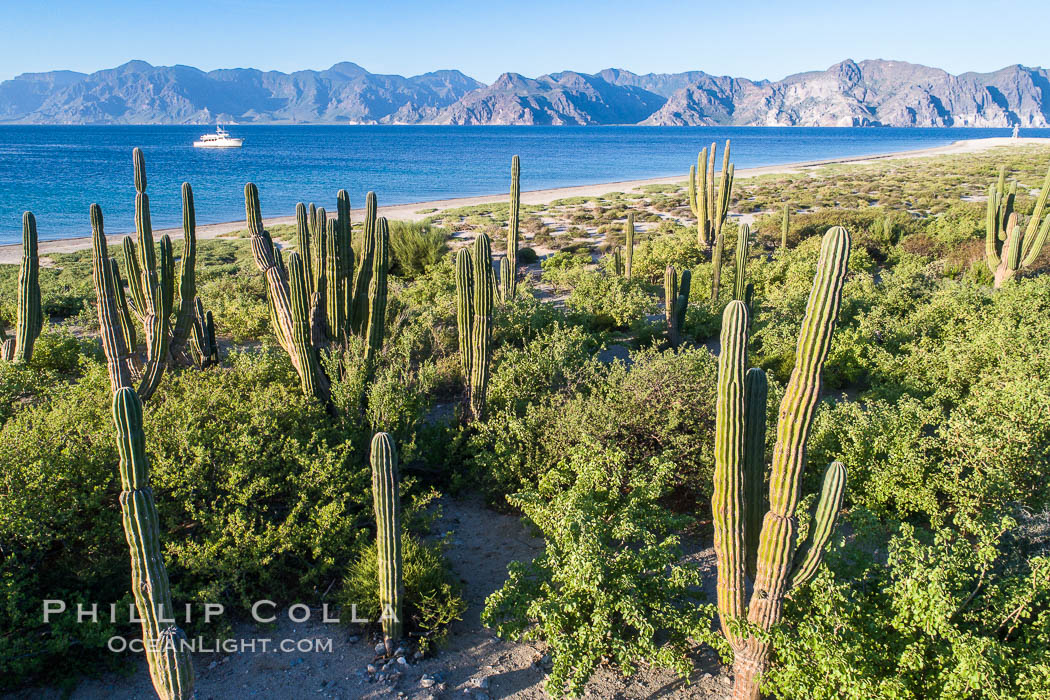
[1,136,1047,264]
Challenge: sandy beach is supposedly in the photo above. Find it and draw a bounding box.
[1,136,1046,265]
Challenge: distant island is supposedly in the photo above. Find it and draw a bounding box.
[1,58,1047,127]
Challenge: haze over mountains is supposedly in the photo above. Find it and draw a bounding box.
[1,59,1047,127]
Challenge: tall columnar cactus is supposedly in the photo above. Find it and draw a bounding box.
[612,247,623,277]
[506,155,521,299]
[364,218,390,366]
[455,235,495,419]
[244,185,386,404]
[711,226,852,700]
[1,212,42,362]
[734,224,751,301]
[625,212,635,278]
[90,150,216,399]
[664,266,689,346]
[499,256,512,303]
[350,192,378,335]
[986,163,1050,288]
[112,387,195,700]
[456,248,474,383]
[688,141,735,248]
[664,265,678,329]
[711,233,725,303]
[370,432,403,656]
[782,205,790,248]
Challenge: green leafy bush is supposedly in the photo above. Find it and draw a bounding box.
[482,443,719,697]
[389,221,450,278]
[768,511,1050,700]
[339,531,465,654]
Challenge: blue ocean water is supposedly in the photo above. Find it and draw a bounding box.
[0,125,1040,245]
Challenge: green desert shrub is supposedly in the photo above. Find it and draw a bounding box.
[339,531,465,654]
[482,443,719,697]
[389,220,450,278]
[767,511,1050,700]
[0,350,418,687]
[468,345,722,509]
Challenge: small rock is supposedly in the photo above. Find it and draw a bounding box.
[420,676,436,688]
[720,675,731,685]
[367,664,376,674]
[375,642,387,655]
[413,650,424,660]
[396,656,408,666]
[701,672,712,679]
[347,635,360,643]
[207,660,218,670]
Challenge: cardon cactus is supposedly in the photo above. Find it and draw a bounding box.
[90,150,216,399]
[455,234,495,419]
[506,155,521,299]
[625,212,635,278]
[711,233,725,303]
[688,141,735,248]
[781,204,790,248]
[1,212,42,362]
[364,218,390,366]
[734,224,751,301]
[112,387,195,700]
[612,247,623,277]
[244,185,387,404]
[986,163,1050,288]
[370,432,403,655]
[664,266,690,346]
[711,226,851,700]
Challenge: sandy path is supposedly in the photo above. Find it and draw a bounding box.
[1,136,1047,265]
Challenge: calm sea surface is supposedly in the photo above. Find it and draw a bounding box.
[0,125,1040,245]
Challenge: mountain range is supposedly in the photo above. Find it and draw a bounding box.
[2,59,1048,127]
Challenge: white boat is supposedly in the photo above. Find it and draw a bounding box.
[193,125,244,148]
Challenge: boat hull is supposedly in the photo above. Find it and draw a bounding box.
[193,139,244,148]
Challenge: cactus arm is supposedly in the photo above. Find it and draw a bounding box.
[713,300,750,649]
[734,224,750,301]
[715,142,732,240]
[469,233,495,419]
[749,226,850,626]
[286,251,327,401]
[508,155,520,299]
[350,193,378,335]
[370,432,403,655]
[13,211,42,362]
[455,248,475,395]
[499,256,511,303]
[136,278,170,402]
[664,265,677,328]
[674,269,691,342]
[335,190,353,337]
[743,367,768,580]
[159,236,175,330]
[986,184,1001,273]
[364,218,389,367]
[706,143,716,243]
[1004,213,1023,273]
[123,237,147,319]
[168,184,198,359]
[325,218,341,341]
[1021,213,1050,270]
[697,148,710,246]
[711,233,725,303]
[625,212,634,279]
[688,164,698,217]
[294,203,313,296]
[91,205,136,392]
[788,461,847,590]
[1001,181,1016,240]
[1021,164,1050,266]
[244,183,300,361]
[112,388,195,699]
[111,258,137,352]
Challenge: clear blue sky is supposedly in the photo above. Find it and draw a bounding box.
[1,0,1045,83]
